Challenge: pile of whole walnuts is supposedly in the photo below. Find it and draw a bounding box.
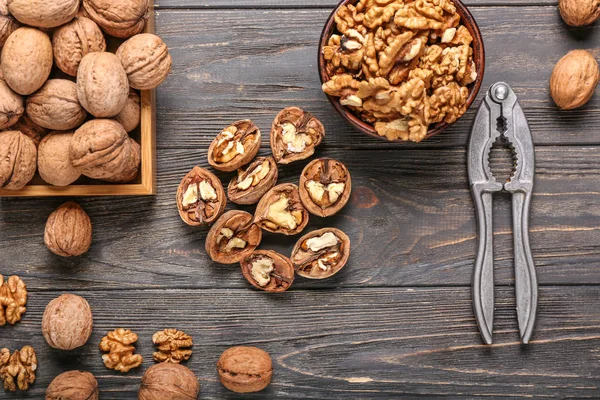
[0,0,172,190]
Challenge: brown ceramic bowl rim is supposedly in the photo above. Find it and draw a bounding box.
[318,0,486,143]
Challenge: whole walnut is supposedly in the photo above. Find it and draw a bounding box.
[116,34,172,90]
[103,138,141,183]
[559,0,600,26]
[550,50,599,110]
[0,79,23,129]
[115,89,141,132]
[38,132,81,186]
[0,130,36,190]
[8,0,78,28]
[10,113,48,147]
[0,2,19,48]
[44,202,92,257]
[138,363,200,400]
[217,346,273,393]
[27,79,88,130]
[53,17,106,77]
[42,293,93,351]
[46,370,99,400]
[70,119,137,181]
[83,0,148,39]
[1,27,53,95]
[77,52,129,117]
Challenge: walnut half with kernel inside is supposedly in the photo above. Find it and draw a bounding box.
[291,228,351,279]
[270,107,325,164]
[254,183,309,235]
[177,166,226,227]
[240,250,294,292]
[208,120,261,172]
[205,210,262,264]
[299,158,352,217]
[227,156,278,205]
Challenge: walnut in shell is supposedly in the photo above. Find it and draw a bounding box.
[8,0,78,28]
[207,120,261,172]
[0,130,36,190]
[254,183,309,235]
[52,16,106,76]
[217,346,273,393]
[559,0,600,26]
[291,228,350,279]
[102,138,141,183]
[114,89,141,132]
[240,250,294,292]
[44,202,92,257]
[1,27,53,95]
[550,50,599,110]
[270,107,324,164]
[42,294,93,351]
[116,33,172,90]
[38,131,81,187]
[10,114,48,147]
[176,166,227,226]
[77,52,129,117]
[227,156,278,205]
[138,363,200,400]
[0,79,23,129]
[0,3,18,48]
[26,79,88,130]
[205,210,262,264]
[299,158,352,217]
[46,370,99,400]
[83,0,148,39]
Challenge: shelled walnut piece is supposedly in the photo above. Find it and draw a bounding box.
[0,346,36,392]
[177,166,227,226]
[321,0,477,142]
[99,328,143,373]
[0,275,26,326]
[270,107,325,164]
[291,228,351,279]
[208,120,261,172]
[254,183,309,235]
[152,329,193,364]
[228,156,278,205]
[240,250,295,292]
[299,158,352,217]
[206,210,262,264]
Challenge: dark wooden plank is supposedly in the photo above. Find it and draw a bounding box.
[2,147,600,290]
[153,7,599,150]
[155,0,560,8]
[3,286,600,399]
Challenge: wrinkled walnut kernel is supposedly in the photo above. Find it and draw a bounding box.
[152,329,193,364]
[0,346,36,392]
[99,328,143,373]
[254,183,309,235]
[0,275,26,326]
[176,166,226,226]
[208,120,261,172]
[291,228,351,279]
[270,107,325,164]
[299,158,352,217]
[241,250,294,292]
[206,210,262,264]
[227,156,278,205]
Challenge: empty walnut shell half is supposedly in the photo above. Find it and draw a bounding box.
[270,107,325,164]
[0,130,36,190]
[240,250,294,292]
[176,166,226,226]
[299,158,352,217]
[227,156,278,205]
[205,210,262,264]
[207,120,261,172]
[254,183,309,235]
[291,228,350,279]
[44,202,92,257]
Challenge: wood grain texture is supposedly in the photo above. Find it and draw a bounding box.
[155,0,560,8]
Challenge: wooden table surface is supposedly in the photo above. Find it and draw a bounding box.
[2,0,600,399]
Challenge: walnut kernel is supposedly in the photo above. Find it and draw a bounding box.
[254,183,309,235]
[152,329,193,364]
[0,275,26,326]
[99,328,143,373]
[0,346,36,392]
[241,250,295,292]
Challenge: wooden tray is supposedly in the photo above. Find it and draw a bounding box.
[0,3,157,197]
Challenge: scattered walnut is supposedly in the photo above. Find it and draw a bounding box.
[270,107,325,164]
[26,79,88,131]
[9,114,48,147]
[138,363,200,400]
[291,228,351,279]
[8,0,79,28]
[44,202,92,257]
[559,0,600,26]
[299,158,352,217]
[550,50,599,110]
[208,120,261,172]
[0,79,23,130]
[83,0,149,39]
[254,183,309,235]
[0,346,36,392]
[116,33,172,90]
[52,16,106,76]
[240,250,295,292]
[114,89,141,132]
[0,130,37,190]
[0,275,26,326]
[217,346,273,393]
[99,328,143,373]
[177,166,227,226]
[205,210,262,264]
[46,370,99,400]
[42,294,93,351]
[227,156,278,205]
[152,329,193,364]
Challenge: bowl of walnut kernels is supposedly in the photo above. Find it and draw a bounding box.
[318,0,485,142]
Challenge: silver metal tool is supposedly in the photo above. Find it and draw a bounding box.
[467,82,538,345]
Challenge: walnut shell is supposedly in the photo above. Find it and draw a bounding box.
[38,131,81,186]
[10,113,48,147]
[103,138,140,183]
[42,293,93,350]
[291,227,351,279]
[8,0,78,28]
[207,120,261,172]
[559,0,600,26]
[0,79,23,129]
[46,370,99,400]
[70,119,136,181]
[254,183,309,235]
[53,16,106,77]
[205,210,262,264]
[240,250,294,293]
[27,79,88,130]
[299,158,352,217]
[44,201,92,257]
[138,363,200,400]
[227,156,278,205]
[0,130,36,190]
[176,166,227,226]
[114,89,141,132]
[1,27,53,95]
[77,52,129,117]
[0,3,19,48]
[116,33,172,90]
[83,0,148,39]
[217,346,273,393]
[550,50,599,110]
[270,107,325,164]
